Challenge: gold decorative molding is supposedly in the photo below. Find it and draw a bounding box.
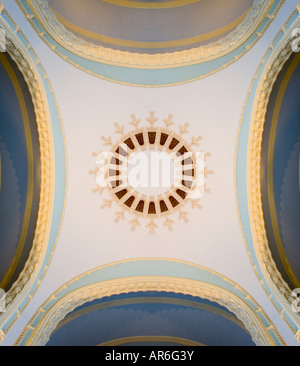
[0,6,66,341]
[2,39,53,303]
[15,275,284,346]
[17,0,278,69]
[249,42,292,297]
[242,9,300,336]
[98,336,205,346]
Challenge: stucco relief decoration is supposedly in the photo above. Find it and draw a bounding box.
[23,0,269,67]
[241,8,300,338]
[90,113,212,233]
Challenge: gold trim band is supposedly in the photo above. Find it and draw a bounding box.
[101,0,202,9]
[98,336,205,346]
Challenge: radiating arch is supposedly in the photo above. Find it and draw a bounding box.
[16,259,285,346]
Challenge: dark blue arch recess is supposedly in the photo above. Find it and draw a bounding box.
[46,291,255,346]
[260,52,300,290]
[0,52,40,291]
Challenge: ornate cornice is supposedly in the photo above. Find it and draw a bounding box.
[0,29,53,304]
[16,274,284,346]
[14,0,285,86]
[20,0,274,68]
[249,34,293,302]
[236,6,300,340]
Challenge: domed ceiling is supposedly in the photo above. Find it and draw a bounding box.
[0,52,40,292]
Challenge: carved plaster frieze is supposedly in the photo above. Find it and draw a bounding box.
[245,10,300,338]
[16,276,283,346]
[19,0,280,68]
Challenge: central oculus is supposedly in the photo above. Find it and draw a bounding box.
[127,150,177,196]
[107,127,196,217]
[91,113,211,233]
